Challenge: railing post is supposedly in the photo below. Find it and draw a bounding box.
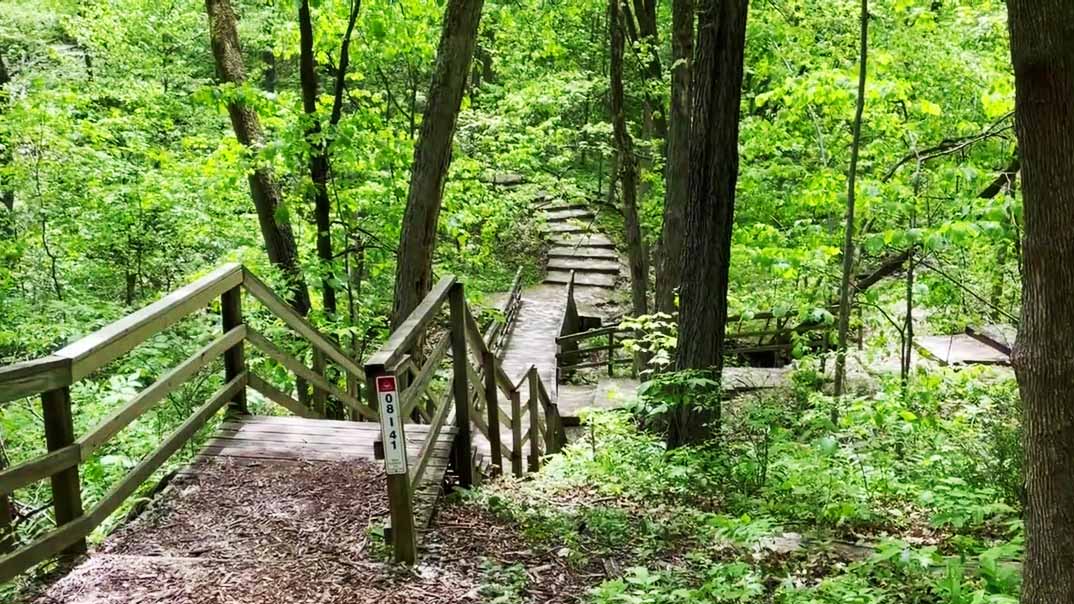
[483,349,503,473]
[527,368,540,472]
[365,364,416,564]
[41,385,86,556]
[221,285,247,415]
[448,283,474,488]
[312,348,327,416]
[608,331,616,377]
[510,389,523,477]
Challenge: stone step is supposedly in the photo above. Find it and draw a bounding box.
[544,208,594,222]
[545,270,617,288]
[548,246,619,260]
[548,259,621,274]
[540,202,589,213]
[551,234,615,248]
[544,222,590,234]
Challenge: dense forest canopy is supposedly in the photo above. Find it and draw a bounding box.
[3,0,1065,602]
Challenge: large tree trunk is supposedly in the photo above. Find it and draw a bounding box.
[391,0,484,328]
[655,0,693,315]
[833,0,869,402]
[671,0,749,446]
[206,0,311,315]
[1006,2,1074,601]
[610,0,648,319]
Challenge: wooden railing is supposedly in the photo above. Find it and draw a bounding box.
[0,264,374,582]
[485,267,524,356]
[364,274,565,564]
[555,308,836,383]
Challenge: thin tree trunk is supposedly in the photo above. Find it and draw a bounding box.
[206,0,311,315]
[656,0,693,315]
[391,0,484,328]
[298,0,360,318]
[833,0,869,402]
[1006,1,1074,601]
[610,0,648,319]
[0,52,13,218]
[671,0,749,446]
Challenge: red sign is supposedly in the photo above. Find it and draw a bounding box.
[376,375,397,393]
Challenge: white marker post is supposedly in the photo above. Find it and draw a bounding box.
[376,375,408,475]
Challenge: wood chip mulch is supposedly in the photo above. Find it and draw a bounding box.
[30,457,603,604]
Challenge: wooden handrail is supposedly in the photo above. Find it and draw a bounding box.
[0,357,71,405]
[409,383,454,490]
[58,264,244,382]
[400,336,450,418]
[367,275,456,370]
[241,268,366,383]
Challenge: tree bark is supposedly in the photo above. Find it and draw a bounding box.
[1006,1,1074,601]
[206,0,311,315]
[391,0,484,328]
[610,0,648,319]
[0,52,13,217]
[656,0,693,315]
[671,0,749,445]
[298,0,360,318]
[833,0,869,401]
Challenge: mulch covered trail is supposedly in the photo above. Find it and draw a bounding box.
[32,458,599,604]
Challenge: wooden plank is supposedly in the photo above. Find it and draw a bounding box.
[527,367,541,472]
[556,325,629,345]
[0,356,71,404]
[241,268,366,385]
[0,444,80,497]
[213,429,454,451]
[367,275,456,370]
[410,384,454,490]
[247,329,377,420]
[41,387,85,556]
[221,286,247,414]
[464,303,516,392]
[510,389,523,477]
[57,263,243,381]
[0,512,95,584]
[78,326,247,459]
[401,336,450,417]
[247,373,322,419]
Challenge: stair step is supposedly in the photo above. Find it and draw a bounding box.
[549,246,619,260]
[544,223,590,234]
[545,208,594,222]
[541,203,589,213]
[548,259,620,274]
[551,234,615,248]
[545,271,617,288]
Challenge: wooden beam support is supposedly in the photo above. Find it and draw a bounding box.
[41,386,85,557]
[448,283,473,489]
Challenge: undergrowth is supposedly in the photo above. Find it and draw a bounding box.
[467,366,1023,603]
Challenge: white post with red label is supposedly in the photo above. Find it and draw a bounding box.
[376,375,408,475]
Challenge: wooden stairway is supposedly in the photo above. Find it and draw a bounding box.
[541,203,623,289]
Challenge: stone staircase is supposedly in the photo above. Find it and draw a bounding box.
[541,203,622,289]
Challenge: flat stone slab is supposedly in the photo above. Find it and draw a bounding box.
[541,203,588,213]
[548,258,620,274]
[546,271,617,288]
[544,208,594,222]
[551,234,615,248]
[544,223,589,234]
[915,334,1010,366]
[549,246,619,260]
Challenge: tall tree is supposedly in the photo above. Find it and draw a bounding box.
[298,0,361,318]
[1006,1,1074,601]
[833,0,869,400]
[671,0,749,446]
[205,0,311,314]
[0,52,13,216]
[655,0,693,314]
[610,0,648,319]
[391,0,484,328]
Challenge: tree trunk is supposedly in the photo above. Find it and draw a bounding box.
[298,0,359,318]
[671,0,749,446]
[0,52,13,217]
[206,0,311,315]
[610,0,648,319]
[656,0,693,315]
[1006,1,1074,601]
[833,0,869,402]
[391,0,484,328]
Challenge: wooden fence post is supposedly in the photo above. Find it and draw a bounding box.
[221,286,247,415]
[448,283,473,488]
[510,389,523,477]
[365,364,416,564]
[41,385,86,556]
[312,348,327,416]
[527,368,540,472]
[483,350,503,473]
[608,332,616,377]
